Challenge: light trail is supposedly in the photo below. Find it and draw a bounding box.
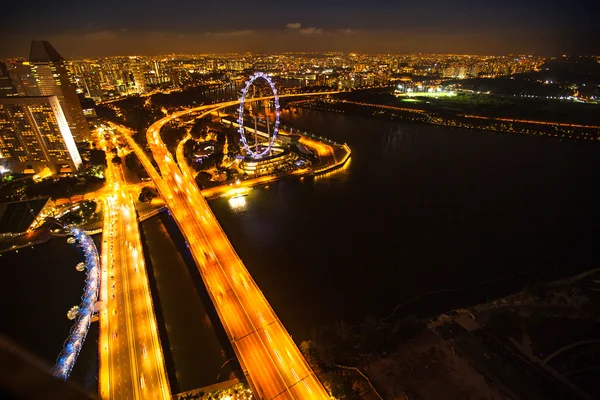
[98,128,170,400]
[114,88,337,399]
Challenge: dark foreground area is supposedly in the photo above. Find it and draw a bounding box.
[301,269,600,400]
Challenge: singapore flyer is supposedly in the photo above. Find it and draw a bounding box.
[237,72,281,159]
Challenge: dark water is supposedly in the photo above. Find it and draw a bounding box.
[3,107,599,394]
[0,236,99,393]
[140,213,235,392]
[208,108,600,339]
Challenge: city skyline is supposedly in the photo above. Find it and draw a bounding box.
[0,0,598,395]
[2,0,599,57]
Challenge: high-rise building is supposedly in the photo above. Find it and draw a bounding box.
[11,62,40,96]
[28,41,91,142]
[129,57,147,94]
[0,96,82,174]
[0,62,19,97]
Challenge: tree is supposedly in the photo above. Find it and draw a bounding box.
[160,123,187,153]
[111,155,122,164]
[322,371,360,400]
[195,171,212,188]
[190,118,209,140]
[89,149,107,167]
[300,340,313,359]
[138,186,158,202]
[183,139,196,160]
[125,153,148,179]
[226,130,241,157]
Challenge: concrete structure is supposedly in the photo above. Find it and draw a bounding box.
[0,96,82,173]
[240,147,297,176]
[28,41,91,141]
[0,197,54,236]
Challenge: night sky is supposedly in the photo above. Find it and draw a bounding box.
[1,0,598,57]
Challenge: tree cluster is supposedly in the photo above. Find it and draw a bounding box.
[88,149,108,167]
[138,186,158,202]
[160,122,188,154]
[309,315,424,368]
[194,171,212,189]
[24,176,106,200]
[124,153,149,180]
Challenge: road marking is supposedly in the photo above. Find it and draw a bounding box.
[302,380,313,394]
[291,368,299,381]
[274,348,283,364]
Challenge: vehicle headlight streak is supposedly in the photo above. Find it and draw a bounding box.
[52,226,100,381]
[237,72,281,159]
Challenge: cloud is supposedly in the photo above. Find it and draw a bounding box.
[285,23,322,35]
[205,30,253,37]
[299,27,323,35]
[82,31,119,41]
[338,29,354,34]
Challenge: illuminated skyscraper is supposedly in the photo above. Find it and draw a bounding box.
[28,41,91,141]
[12,62,40,96]
[0,96,82,174]
[0,62,19,97]
[129,57,147,94]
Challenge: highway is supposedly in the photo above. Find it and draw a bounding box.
[98,136,170,400]
[114,92,334,399]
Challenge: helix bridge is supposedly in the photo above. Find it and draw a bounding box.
[51,226,100,380]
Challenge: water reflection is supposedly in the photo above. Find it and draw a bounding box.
[228,194,248,211]
[209,107,600,342]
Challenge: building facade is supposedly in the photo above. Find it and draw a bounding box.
[28,41,91,141]
[0,62,19,97]
[129,57,147,94]
[0,96,82,174]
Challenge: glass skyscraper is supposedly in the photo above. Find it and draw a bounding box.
[27,41,91,142]
[0,96,82,174]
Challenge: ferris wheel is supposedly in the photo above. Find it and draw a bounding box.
[237,72,281,159]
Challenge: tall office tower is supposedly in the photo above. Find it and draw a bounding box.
[0,62,19,97]
[10,62,41,96]
[0,96,82,174]
[28,41,91,142]
[129,57,147,94]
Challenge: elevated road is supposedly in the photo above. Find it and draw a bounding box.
[98,142,170,400]
[113,91,336,399]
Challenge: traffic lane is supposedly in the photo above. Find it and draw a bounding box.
[261,321,329,398]
[122,195,168,399]
[116,209,140,399]
[164,174,301,398]
[192,205,330,398]
[165,193,261,341]
[130,122,328,398]
[188,201,324,396]
[171,170,315,388]
[107,210,133,398]
[235,332,295,400]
